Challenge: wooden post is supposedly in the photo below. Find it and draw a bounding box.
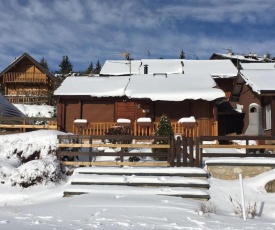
[23,119,26,133]
[169,135,175,167]
[182,136,188,166]
[194,137,200,167]
[188,138,194,167]
[176,136,181,167]
[89,137,92,166]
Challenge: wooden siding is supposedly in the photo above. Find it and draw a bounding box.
[65,100,81,133]
[57,97,217,136]
[82,101,114,122]
[154,101,190,122]
[116,101,136,121]
[192,101,213,136]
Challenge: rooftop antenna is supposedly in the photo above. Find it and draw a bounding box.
[222,47,233,55]
[147,50,151,59]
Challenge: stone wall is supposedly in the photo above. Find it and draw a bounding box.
[206,164,275,180]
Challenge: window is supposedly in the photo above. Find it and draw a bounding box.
[266,104,271,129]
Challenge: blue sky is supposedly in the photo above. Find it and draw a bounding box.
[0,0,274,72]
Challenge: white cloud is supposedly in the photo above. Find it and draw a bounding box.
[0,0,274,71]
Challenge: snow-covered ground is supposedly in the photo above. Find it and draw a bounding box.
[0,130,275,229]
[13,104,56,118]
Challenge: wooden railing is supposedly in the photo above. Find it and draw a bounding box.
[3,72,47,84]
[5,95,49,105]
[0,117,57,133]
[57,134,275,168]
[73,121,199,137]
[57,135,174,167]
[195,136,275,167]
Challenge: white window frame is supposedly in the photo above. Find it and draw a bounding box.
[265,104,271,130]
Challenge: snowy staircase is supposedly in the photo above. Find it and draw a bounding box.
[63,167,210,200]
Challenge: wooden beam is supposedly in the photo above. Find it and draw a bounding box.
[58,143,170,148]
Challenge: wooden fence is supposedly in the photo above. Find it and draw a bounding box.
[57,135,177,166]
[57,135,196,167]
[57,134,275,168]
[73,121,199,137]
[0,117,57,133]
[195,135,275,167]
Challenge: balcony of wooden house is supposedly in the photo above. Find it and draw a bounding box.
[3,72,47,84]
[72,121,207,138]
[4,95,49,105]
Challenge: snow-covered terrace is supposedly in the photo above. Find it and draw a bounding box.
[54,74,226,101]
[100,59,238,78]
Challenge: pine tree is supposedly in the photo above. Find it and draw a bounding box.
[94,60,101,74]
[180,50,185,59]
[59,55,73,74]
[153,114,174,160]
[85,62,94,75]
[40,57,49,70]
[155,114,174,136]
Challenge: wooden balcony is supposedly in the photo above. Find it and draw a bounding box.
[3,72,47,84]
[73,121,204,137]
[5,95,49,105]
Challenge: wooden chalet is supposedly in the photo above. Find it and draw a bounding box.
[0,53,57,105]
[54,74,226,136]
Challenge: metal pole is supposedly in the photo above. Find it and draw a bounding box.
[239,174,246,220]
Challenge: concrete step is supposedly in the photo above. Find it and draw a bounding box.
[70,174,210,188]
[64,166,210,199]
[75,166,209,178]
[63,185,210,200]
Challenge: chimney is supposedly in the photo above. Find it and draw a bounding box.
[144,65,148,74]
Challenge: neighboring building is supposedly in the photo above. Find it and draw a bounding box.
[54,74,225,135]
[227,63,275,136]
[210,52,274,69]
[100,59,238,100]
[0,53,57,105]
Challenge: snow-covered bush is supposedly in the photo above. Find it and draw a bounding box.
[10,156,65,188]
[229,195,258,219]
[197,201,217,217]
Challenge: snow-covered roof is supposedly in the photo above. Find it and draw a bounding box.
[241,63,275,70]
[100,59,237,78]
[54,76,129,97]
[54,74,226,101]
[240,69,275,94]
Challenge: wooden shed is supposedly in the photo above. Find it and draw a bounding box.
[54,74,225,136]
[0,53,57,105]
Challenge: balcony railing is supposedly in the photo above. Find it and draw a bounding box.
[5,95,49,105]
[3,72,47,84]
[73,121,203,137]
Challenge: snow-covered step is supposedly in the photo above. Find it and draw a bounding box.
[69,174,210,189]
[63,185,210,200]
[75,166,209,178]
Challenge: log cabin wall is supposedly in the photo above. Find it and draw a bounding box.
[191,100,214,136]
[154,101,190,122]
[57,97,216,135]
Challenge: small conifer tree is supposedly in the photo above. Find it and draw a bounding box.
[153,114,174,160]
[155,114,174,136]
